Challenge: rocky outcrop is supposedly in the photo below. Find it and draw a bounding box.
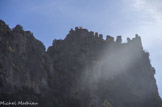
[0,20,54,106]
[0,20,161,107]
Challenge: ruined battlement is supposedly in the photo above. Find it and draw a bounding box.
[67,27,142,47]
[116,36,122,44]
[106,35,114,43]
[99,34,103,40]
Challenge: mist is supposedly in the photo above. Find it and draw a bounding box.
[75,34,159,107]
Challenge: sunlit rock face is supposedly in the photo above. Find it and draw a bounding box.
[0,20,162,107]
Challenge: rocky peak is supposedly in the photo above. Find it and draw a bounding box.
[12,24,24,34]
[0,20,10,34]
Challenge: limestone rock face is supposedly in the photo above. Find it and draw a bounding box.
[0,20,162,107]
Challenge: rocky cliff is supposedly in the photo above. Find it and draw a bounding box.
[0,20,161,107]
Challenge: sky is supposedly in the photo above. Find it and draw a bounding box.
[0,0,162,97]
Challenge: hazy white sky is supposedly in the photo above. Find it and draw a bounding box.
[123,0,162,98]
[0,0,161,97]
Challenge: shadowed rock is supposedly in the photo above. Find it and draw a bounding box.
[0,21,161,107]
